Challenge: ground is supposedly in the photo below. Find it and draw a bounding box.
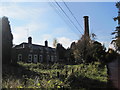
[2,61,110,89]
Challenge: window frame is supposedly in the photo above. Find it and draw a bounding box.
[28,54,32,62]
[39,55,43,62]
[18,54,22,61]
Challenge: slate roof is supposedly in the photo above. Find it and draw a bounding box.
[13,42,56,52]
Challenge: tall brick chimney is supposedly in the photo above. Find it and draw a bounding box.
[83,16,89,37]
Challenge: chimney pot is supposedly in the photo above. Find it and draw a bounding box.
[45,40,48,47]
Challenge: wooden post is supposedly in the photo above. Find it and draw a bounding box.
[57,72,59,78]
[65,70,68,78]
[72,68,74,74]
[77,68,79,71]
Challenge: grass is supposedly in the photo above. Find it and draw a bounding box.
[2,61,108,89]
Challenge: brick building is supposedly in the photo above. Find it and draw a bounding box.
[12,37,58,63]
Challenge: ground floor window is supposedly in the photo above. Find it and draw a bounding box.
[34,55,38,63]
[18,54,22,61]
[39,55,43,62]
[28,54,32,62]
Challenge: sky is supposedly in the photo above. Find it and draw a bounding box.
[0,1,118,49]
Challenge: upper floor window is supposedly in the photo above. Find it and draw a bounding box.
[47,55,50,61]
[51,56,54,62]
[54,56,57,61]
[40,48,43,53]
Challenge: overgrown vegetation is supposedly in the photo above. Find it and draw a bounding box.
[2,62,108,89]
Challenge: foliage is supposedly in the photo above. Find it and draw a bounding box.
[111,2,120,51]
[53,38,58,48]
[72,35,106,63]
[2,16,13,64]
[111,26,120,51]
[90,41,106,62]
[2,62,108,89]
[105,48,118,63]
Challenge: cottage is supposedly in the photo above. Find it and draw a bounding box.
[12,37,58,63]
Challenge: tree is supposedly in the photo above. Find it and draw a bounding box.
[71,34,106,63]
[91,33,97,41]
[2,16,13,65]
[111,2,120,52]
[53,38,58,48]
[73,35,91,63]
[111,27,120,51]
[91,41,106,62]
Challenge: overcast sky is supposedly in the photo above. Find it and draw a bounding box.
[0,1,118,48]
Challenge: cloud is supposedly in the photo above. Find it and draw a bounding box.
[57,37,75,48]
[0,3,48,20]
[0,3,50,45]
[12,22,47,44]
[0,3,77,49]
[12,26,27,44]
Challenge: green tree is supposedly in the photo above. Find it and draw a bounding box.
[111,27,120,51]
[112,2,120,51]
[91,41,106,62]
[53,38,58,48]
[72,35,106,63]
[73,35,91,63]
[2,16,13,65]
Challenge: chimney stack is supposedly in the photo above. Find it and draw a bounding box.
[45,40,48,47]
[83,16,89,37]
[28,37,32,44]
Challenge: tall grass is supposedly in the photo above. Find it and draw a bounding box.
[2,61,108,89]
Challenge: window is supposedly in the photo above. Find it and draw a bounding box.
[28,54,32,62]
[23,44,25,48]
[18,54,22,61]
[54,56,57,61]
[51,56,54,62]
[40,48,43,53]
[47,55,50,61]
[34,55,38,63]
[39,55,43,62]
[45,48,49,54]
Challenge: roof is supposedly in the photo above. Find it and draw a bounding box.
[13,42,56,51]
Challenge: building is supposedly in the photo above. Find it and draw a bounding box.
[12,37,58,63]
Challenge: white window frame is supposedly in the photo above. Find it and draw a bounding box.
[18,54,22,61]
[28,54,32,62]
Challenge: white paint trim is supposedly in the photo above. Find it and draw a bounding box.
[18,54,22,61]
[28,54,32,62]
